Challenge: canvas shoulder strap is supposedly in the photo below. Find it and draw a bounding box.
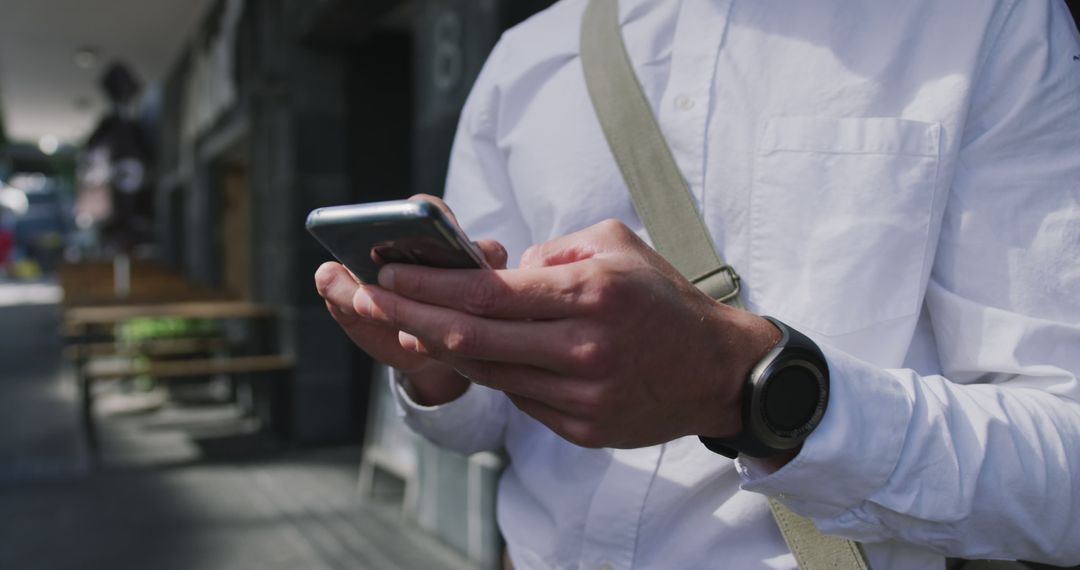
[577,0,741,307]
[579,1,870,569]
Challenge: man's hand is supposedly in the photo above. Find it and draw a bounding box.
[314,195,509,406]
[358,218,781,449]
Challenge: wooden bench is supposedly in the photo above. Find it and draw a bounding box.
[58,260,229,307]
[83,355,292,381]
[64,300,292,464]
[64,337,230,360]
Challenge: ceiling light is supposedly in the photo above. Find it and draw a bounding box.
[74,48,99,70]
[38,135,59,156]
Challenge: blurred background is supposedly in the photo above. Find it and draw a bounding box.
[1,2,1079,570]
[0,1,555,568]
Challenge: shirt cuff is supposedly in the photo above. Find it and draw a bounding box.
[736,344,915,519]
[390,368,494,436]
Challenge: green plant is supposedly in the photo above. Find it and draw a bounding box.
[118,317,220,343]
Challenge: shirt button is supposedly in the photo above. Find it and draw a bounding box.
[674,93,695,110]
[598,563,614,570]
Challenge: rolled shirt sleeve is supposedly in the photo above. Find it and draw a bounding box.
[739,2,1080,564]
[740,338,1080,562]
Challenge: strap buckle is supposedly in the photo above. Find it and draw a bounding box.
[694,264,742,305]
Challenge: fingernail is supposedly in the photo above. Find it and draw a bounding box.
[355,286,374,317]
[379,266,395,290]
[400,332,420,351]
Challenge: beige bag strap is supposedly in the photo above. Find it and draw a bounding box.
[578,0,741,307]
[580,1,871,569]
[769,498,871,570]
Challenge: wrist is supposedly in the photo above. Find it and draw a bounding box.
[695,309,783,439]
[401,363,470,406]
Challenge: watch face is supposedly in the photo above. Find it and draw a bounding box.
[763,366,819,431]
[755,358,828,441]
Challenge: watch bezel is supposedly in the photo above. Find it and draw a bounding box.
[748,353,829,449]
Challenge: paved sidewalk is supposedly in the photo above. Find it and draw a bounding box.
[0,446,475,570]
[0,298,87,484]
[0,281,475,570]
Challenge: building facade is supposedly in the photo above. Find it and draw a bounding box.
[154,1,554,566]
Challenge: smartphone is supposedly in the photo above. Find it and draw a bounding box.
[306,199,489,284]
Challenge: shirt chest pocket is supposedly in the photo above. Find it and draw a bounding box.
[748,116,942,336]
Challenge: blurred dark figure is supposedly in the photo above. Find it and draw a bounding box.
[0,207,14,275]
[82,62,155,252]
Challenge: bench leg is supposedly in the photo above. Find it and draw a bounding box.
[77,361,100,468]
[270,369,291,440]
[249,370,290,440]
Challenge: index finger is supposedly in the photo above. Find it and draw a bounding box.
[378,262,592,319]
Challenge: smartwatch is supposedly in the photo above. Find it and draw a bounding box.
[699,316,829,459]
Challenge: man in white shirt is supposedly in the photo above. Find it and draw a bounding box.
[315,1,1080,568]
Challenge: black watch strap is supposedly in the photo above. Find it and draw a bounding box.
[699,432,774,459]
[700,317,829,459]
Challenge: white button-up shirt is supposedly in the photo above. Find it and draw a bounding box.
[394,1,1080,568]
